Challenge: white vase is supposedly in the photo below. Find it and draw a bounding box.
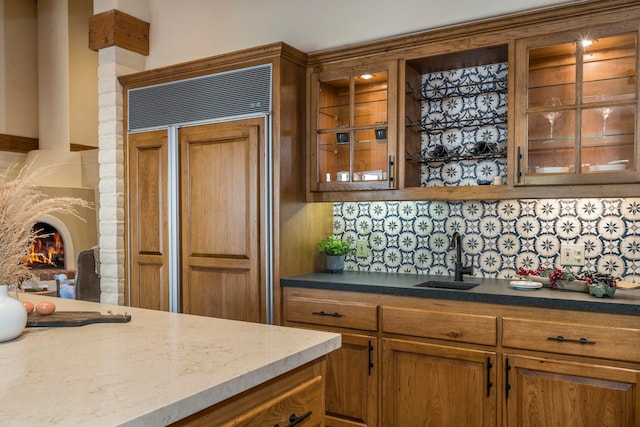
[0,285,27,342]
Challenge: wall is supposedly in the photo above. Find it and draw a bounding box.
[334,198,640,282]
[100,0,576,69]
[68,0,98,148]
[0,0,38,138]
[0,0,97,147]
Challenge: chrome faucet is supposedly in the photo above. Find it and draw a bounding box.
[449,232,474,281]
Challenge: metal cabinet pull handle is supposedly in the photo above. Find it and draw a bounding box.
[547,335,596,345]
[486,357,493,397]
[311,311,342,317]
[273,410,312,427]
[505,358,511,400]
[517,146,522,183]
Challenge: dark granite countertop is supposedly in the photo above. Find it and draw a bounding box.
[281,271,640,316]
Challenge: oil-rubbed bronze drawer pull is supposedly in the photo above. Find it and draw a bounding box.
[547,335,596,345]
[312,310,342,318]
[273,410,312,427]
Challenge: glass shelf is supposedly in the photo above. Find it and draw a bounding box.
[528,132,634,145]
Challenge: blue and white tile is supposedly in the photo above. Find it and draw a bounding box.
[334,198,637,280]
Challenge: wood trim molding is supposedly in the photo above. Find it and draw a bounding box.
[306,182,640,203]
[0,134,38,153]
[70,143,98,152]
[89,9,149,56]
[118,42,307,89]
[0,134,96,153]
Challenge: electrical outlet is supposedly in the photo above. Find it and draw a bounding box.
[355,240,371,258]
[560,244,585,266]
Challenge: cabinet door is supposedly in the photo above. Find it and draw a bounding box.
[127,130,170,311]
[309,60,397,192]
[382,338,497,427]
[515,20,640,185]
[505,354,639,427]
[179,118,264,322]
[325,333,377,427]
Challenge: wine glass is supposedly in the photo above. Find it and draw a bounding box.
[596,95,613,136]
[543,97,563,139]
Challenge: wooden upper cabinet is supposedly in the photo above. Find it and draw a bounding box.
[515,20,640,186]
[303,2,640,201]
[308,60,398,193]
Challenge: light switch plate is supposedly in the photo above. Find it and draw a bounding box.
[560,244,585,266]
[355,240,371,258]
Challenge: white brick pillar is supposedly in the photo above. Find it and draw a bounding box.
[97,47,144,304]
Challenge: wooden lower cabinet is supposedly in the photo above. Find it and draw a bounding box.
[504,354,640,427]
[171,358,326,426]
[282,287,640,427]
[282,292,378,426]
[382,338,497,427]
[325,333,377,427]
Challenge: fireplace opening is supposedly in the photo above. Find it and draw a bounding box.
[24,222,65,270]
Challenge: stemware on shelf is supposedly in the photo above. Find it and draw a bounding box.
[543,96,563,139]
[596,95,613,136]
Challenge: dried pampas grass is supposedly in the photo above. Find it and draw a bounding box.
[0,162,93,285]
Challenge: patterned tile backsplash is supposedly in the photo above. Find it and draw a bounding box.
[418,62,508,186]
[333,198,640,281]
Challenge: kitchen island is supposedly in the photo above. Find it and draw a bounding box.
[1,294,340,426]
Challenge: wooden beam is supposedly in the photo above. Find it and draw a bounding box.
[0,134,38,153]
[70,143,98,152]
[88,9,149,55]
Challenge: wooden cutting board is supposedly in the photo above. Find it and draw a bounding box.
[26,311,131,327]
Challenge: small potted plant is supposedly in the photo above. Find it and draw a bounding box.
[318,235,354,273]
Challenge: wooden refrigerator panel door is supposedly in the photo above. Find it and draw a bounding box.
[127,130,170,311]
[179,118,264,322]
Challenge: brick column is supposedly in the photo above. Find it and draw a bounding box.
[90,11,148,304]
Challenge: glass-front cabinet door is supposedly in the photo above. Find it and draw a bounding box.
[309,61,397,192]
[515,21,640,185]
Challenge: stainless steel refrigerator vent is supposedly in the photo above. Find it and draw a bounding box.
[128,64,272,131]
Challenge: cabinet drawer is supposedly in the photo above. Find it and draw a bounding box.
[286,296,378,331]
[382,307,497,346]
[219,376,323,427]
[502,318,640,363]
[172,360,325,426]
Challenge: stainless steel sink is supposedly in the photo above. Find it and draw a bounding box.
[414,280,479,290]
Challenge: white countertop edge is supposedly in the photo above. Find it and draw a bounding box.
[128,335,341,427]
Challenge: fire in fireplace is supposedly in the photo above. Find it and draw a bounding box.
[24,222,65,269]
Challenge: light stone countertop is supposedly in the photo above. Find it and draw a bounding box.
[1,294,341,427]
